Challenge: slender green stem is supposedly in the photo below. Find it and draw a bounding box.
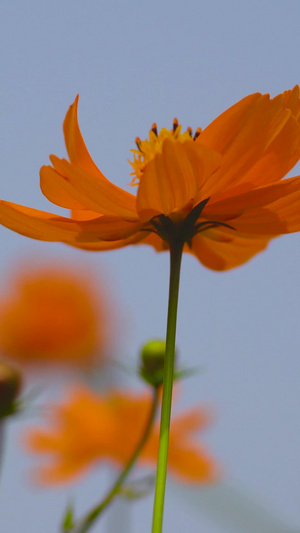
[151,239,184,533]
[71,387,159,533]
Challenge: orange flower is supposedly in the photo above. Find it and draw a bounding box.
[1,88,300,270]
[0,265,110,367]
[25,386,217,485]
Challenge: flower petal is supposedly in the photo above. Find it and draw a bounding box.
[69,233,146,251]
[192,231,271,271]
[71,209,102,221]
[226,111,300,192]
[0,201,84,242]
[40,165,87,210]
[199,91,298,197]
[44,95,138,217]
[168,445,218,483]
[232,191,300,235]
[137,139,221,220]
[71,209,149,251]
[205,177,300,236]
[205,176,300,221]
[170,409,210,437]
[31,459,92,485]
[42,156,138,219]
[63,95,107,178]
[0,201,142,243]
[281,85,300,123]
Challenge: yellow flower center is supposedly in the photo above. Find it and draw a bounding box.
[129,119,202,186]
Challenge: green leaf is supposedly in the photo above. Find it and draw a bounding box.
[62,502,75,531]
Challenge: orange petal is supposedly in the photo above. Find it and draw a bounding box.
[0,201,84,242]
[206,176,300,221]
[168,445,218,483]
[46,156,137,219]
[229,111,300,191]
[200,92,296,196]
[139,231,169,252]
[63,95,108,178]
[170,409,211,437]
[80,216,142,241]
[25,430,61,453]
[71,209,102,221]
[281,85,300,123]
[70,209,147,250]
[192,231,270,271]
[39,95,138,218]
[208,178,300,236]
[40,165,87,210]
[232,190,300,235]
[200,93,263,153]
[0,201,141,243]
[137,139,221,220]
[32,459,92,485]
[61,220,148,251]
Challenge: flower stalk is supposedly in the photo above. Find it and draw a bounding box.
[70,387,159,533]
[151,238,184,533]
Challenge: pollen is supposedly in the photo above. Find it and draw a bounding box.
[129,119,202,186]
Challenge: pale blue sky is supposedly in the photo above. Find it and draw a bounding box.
[0,1,300,532]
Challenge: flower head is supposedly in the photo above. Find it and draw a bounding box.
[25,386,217,485]
[2,88,300,269]
[0,264,111,367]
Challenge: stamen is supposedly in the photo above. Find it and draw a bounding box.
[151,123,158,136]
[131,118,204,184]
[173,118,179,133]
[194,127,201,140]
[135,137,142,151]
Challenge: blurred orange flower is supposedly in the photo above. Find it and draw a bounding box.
[25,386,217,485]
[1,88,300,270]
[0,265,111,367]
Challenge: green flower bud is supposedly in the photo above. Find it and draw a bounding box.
[140,340,169,387]
[0,360,22,417]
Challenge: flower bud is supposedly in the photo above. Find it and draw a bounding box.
[140,340,168,387]
[0,360,22,417]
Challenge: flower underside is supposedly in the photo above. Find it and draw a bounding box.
[145,198,235,247]
[129,119,202,185]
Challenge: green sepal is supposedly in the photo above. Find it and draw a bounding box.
[174,366,200,381]
[0,398,22,419]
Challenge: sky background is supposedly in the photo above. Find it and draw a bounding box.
[0,1,300,532]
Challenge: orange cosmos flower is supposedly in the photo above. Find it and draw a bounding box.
[0,264,110,367]
[25,386,217,485]
[1,88,300,270]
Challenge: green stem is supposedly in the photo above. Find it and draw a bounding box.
[151,239,184,533]
[72,387,159,533]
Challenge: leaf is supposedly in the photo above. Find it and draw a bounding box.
[62,502,75,532]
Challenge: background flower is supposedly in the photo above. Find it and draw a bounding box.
[0,262,113,368]
[25,386,218,485]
